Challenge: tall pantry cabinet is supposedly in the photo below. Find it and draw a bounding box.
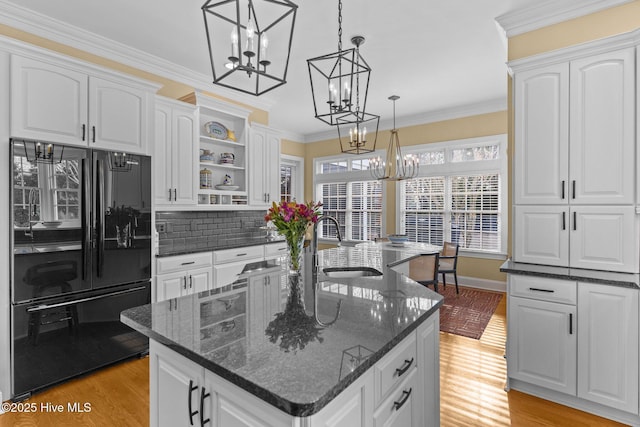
[513,47,638,273]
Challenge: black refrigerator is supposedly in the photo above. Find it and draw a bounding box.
[10,139,151,400]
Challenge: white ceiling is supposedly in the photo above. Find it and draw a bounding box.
[0,0,618,141]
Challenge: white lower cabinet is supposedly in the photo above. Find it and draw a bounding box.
[507,274,639,417]
[155,252,213,302]
[149,312,439,427]
[577,283,639,413]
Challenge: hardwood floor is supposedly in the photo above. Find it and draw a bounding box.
[0,295,629,426]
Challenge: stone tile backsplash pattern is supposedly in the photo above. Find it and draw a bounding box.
[156,210,267,254]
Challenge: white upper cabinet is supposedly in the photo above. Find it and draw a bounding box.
[11,54,157,154]
[514,47,635,206]
[154,97,198,207]
[569,48,635,205]
[513,205,569,267]
[514,63,569,205]
[248,124,280,207]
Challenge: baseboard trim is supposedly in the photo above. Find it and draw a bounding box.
[0,391,4,413]
[456,275,506,293]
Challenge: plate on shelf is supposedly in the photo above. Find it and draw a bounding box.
[215,184,240,191]
[204,121,228,140]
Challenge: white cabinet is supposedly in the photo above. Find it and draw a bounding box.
[155,252,213,302]
[507,276,577,394]
[11,54,155,154]
[577,283,639,413]
[150,340,205,427]
[249,124,281,206]
[569,49,635,205]
[514,62,569,205]
[507,274,639,416]
[212,245,264,289]
[154,97,198,206]
[514,48,635,206]
[416,310,440,427]
[514,205,638,272]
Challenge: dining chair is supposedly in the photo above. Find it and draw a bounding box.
[408,253,440,292]
[439,242,460,294]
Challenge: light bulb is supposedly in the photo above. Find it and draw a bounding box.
[245,18,255,53]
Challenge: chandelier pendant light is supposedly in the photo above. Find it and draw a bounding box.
[307,0,379,145]
[202,0,298,96]
[21,139,64,164]
[370,96,418,181]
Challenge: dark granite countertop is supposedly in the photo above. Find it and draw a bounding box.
[122,246,443,417]
[500,259,640,288]
[157,236,286,257]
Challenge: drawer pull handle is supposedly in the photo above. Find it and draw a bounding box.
[236,253,248,257]
[278,247,287,251]
[569,313,573,335]
[393,388,412,411]
[395,358,414,377]
[200,386,211,426]
[529,287,554,293]
[181,261,196,265]
[188,380,198,425]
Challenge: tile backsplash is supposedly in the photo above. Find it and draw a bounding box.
[156,210,267,253]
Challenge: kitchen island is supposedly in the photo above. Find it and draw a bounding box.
[122,245,443,427]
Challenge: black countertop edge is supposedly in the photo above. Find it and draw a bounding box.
[500,260,640,288]
[121,298,442,418]
[157,237,286,257]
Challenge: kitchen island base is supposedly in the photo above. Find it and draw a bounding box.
[149,311,439,427]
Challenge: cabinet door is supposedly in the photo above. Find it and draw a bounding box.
[154,103,174,206]
[248,127,280,206]
[11,55,88,146]
[570,48,635,205]
[513,63,569,205]
[416,311,439,427]
[150,341,205,427]
[373,370,419,427]
[173,107,198,205]
[188,266,212,294]
[513,206,569,266]
[89,76,149,154]
[570,206,637,273]
[156,271,186,302]
[507,296,576,394]
[577,283,639,413]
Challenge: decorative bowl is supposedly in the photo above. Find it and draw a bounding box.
[215,184,240,191]
[42,221,63,228]
[387,234,409,244]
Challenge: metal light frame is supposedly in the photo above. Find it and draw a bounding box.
[202,0,298,96]
[22,140,64,164]
[370,96,418,181]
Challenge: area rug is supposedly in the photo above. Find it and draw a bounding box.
[437,285,503,339]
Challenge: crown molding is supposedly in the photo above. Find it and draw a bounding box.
[0,0,275,111]
[508,27,640,74]
[495,0,634,38]
[303,98,507,143]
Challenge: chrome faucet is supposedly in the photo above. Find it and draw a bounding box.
[24,187,38,239]
[312,215,343,273]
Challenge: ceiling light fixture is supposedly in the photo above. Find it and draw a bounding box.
[369,96,418,181]
[307,1,379,155]
[202,0,298,96]
[21,140,64,164]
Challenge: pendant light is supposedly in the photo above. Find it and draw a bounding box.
[202,0,298,96]
[369,96,418,181]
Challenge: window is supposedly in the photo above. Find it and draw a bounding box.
[399,135,507,255]
[315,157,384,241]
[13,155,40,225]
[280,155,304,203]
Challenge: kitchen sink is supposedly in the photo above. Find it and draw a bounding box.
[322,267,383,278]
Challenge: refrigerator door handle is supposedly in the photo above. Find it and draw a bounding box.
[82,158,91,281]
[96,158,105,277]
[26,285,148,312]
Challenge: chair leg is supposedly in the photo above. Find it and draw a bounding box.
[434,282,438,293]
[454,271,459,294]
[441,272,446,289]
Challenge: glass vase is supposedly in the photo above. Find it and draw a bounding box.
[285,232,306,275]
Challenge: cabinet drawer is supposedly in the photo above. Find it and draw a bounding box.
[374,331,417,406]
[213,245,264,264]
[156,252,212,275]
[373,368,418,427]
[264,242,288,259]
[510,275,576,305]
[213,258,262,288]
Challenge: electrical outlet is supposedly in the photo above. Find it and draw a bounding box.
[156,222,167,233]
